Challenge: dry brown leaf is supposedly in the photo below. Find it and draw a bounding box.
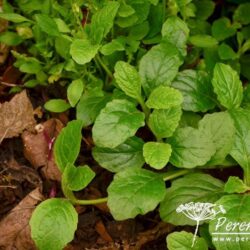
[22,119,63,181]
[0,90,36,141]
[0,188,43,250]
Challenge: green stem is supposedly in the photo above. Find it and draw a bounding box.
[138,96,150,120]
[163,169,191,182]
[62,181,107,205]
[96,54,113,79]
[244,169,250,186]
[162,0,166,23]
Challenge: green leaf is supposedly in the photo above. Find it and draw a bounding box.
[129,22,149,40]
[143,142,172,169]
[0,13,30,23]
[92,136,145,173]
[67,79,84,107]
[148,106,182,139]
[179,112,201,128]
[167,231,208,250]
[62,164,95,191]
[139,42,183,96]
[209,194,250,250]
[54,120,83,171]
[30,198,78,250]
[169,127,216,168]
[0,31,23,46]
[212,17,237,41]
[162,16,189,56]
[146,86,183,109]
[76,95,111,127]
[212,63,243,109]
[148,0,159,5]
[218,43,238,60]
[100,38,125,55]
[54,18,70,33]
[114,61,141,101]
[107,168,166,220]
[194,0,215,20]
[159,173,224,225]
[172,70,216,112]
[44,99,71,113]
[224,176,250,194]
[35,14,60,37]
[189,35,218,48]
[12,51,42,74]
[90,1,120,44]
[229,108,250,177]
[199,112,236,166]
[93,99,145,148]
[70,38,100,65]
[118,4,135,17]
[234,3,250,25]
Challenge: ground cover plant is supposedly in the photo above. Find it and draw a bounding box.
[1,0,250,249]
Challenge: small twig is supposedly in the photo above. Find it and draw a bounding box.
[0,185,17,189]
[0,80,19,87]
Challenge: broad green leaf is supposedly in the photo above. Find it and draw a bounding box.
[118,4,135,17]
[162,16,189,56]
[0,31,23,46]
[146,86,183,109]
[67,79,84,107]
[35,14,60,36]
[143,142,172,169]
[209,194,250,250]
[54,120,83,171]
[172,70,216,112]
[224,176,250,194]
[114,61,141,101]
[212,17,237,41]
[92,99,145,148]
[189,35,218,48]
[234,3,250,25]
[62,164,95,191]
[55,35,71,59]
[44,99,71,113]
[76,95,111,127]
[218,43,238,60]
[148,106,182,139]
[107,168,166,220]
[169,127,216,168]
[30,198,78,250]
[70,38,100,65]
[179,112,201,128]
[229,108,250,177]
[212,63,243,109]
[167,231,208,250]
[160,173,224,225]
[194,0,215,20]
[148,0,159,5]
[129,22,149,40]
[92,136,145,173]
[100,38,125,55]
[90,1,120,44]
[139,42,183,96]
[54,18,70,33]
[12,51,42,74]
[199,112,235,166]
[0,13,30,23]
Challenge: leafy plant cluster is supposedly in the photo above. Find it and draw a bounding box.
[1,0,250,249]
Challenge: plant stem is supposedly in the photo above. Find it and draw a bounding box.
[244,169,250,186]
[138,96,150,120]
[192,220,200,247]
[96,54,113,79]
[62,181,108,205]
[163,169,191,181]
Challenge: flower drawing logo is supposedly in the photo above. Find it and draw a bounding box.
[176,202,226,247]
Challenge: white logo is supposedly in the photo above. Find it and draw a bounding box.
[176,202,226,247]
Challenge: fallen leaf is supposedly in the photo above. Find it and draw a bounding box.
[0,90,36,141]
[2,66,22,85]
[0,188,43,250]
[22,119,63,181]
